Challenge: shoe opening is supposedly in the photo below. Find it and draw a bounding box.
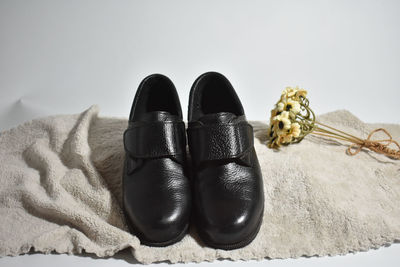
[130,74,181,120]
[196,72,244,117]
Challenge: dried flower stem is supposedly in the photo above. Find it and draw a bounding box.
[313,123,361,144]
[311,121,400,159]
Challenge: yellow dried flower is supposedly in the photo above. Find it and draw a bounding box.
[277,122,301,145]
[268,86,313,149]
[281,87,297,98]
[294,88,307,100]
[270,108,280,118]
[277,99,301,118]
[291,122,301,137]
[281,86,307,101]
[272,111,291,133]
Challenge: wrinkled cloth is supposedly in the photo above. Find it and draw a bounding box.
[0,106,399,263]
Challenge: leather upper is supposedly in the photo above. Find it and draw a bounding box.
[122,74,190,245]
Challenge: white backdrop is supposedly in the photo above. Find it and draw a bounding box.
[1,0,400,132]
[0,0,399,266]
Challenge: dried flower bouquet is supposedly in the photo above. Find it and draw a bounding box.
[268,87,400,160]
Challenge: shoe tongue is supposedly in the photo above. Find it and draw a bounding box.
[139,111,180,122]
[198,112,239,124]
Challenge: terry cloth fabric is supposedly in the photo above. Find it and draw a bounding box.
[0,106,399,263]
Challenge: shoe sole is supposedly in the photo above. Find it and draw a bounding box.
[196,207,264,250]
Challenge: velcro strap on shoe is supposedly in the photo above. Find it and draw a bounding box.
[187,122,254,165]
[124,121,186,159]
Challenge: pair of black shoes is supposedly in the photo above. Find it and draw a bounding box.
[122,72,264,250]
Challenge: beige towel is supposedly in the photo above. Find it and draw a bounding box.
[0,106,399,263]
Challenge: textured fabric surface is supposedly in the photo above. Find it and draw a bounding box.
[0,106,399,263]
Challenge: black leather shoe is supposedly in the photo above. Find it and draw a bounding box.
[187,72,264,250]
[123,74,191,246]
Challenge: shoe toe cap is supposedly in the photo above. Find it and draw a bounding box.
[125,202,189,244]
[201,209,261,247]
[140,209,188,243]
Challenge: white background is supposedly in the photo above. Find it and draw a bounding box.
[0,0,399,266]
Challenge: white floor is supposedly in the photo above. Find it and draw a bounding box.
[1,243,399,267]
